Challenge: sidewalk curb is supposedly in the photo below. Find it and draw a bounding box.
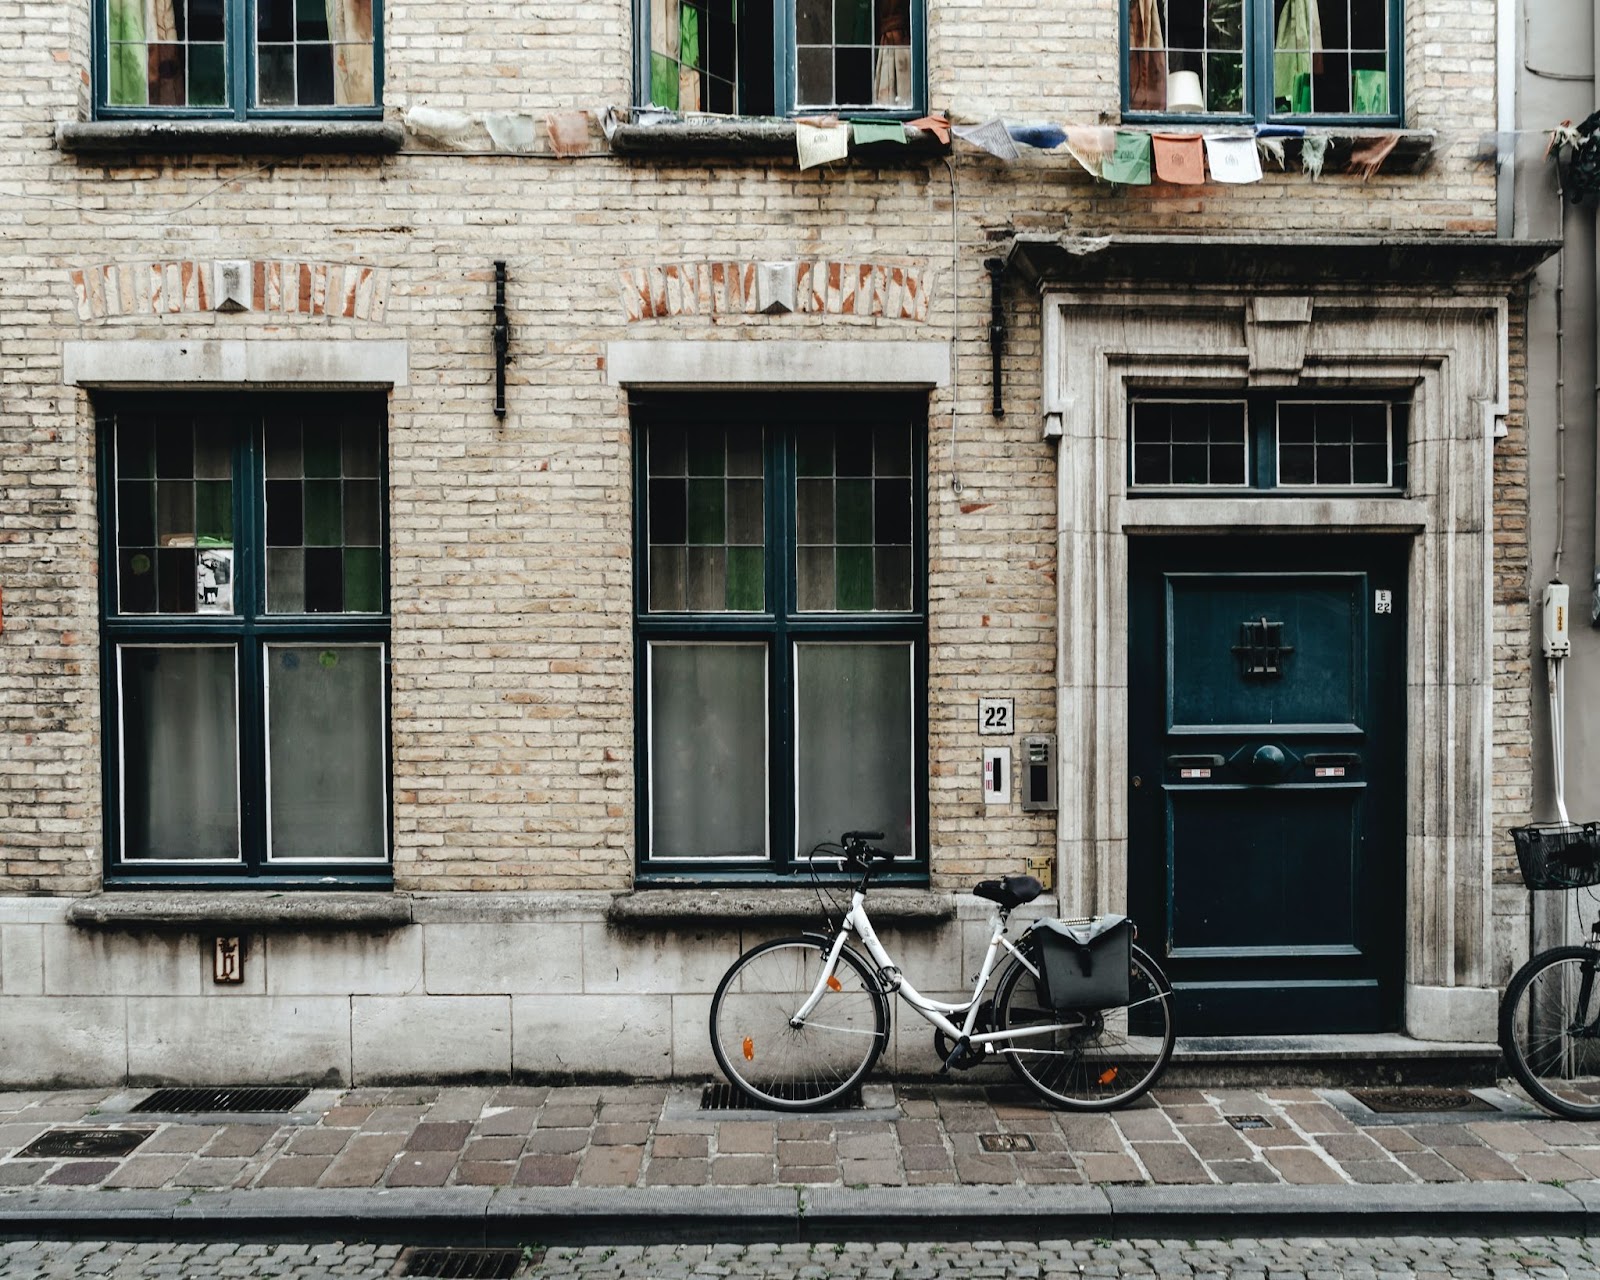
[0,1183,1595,1245]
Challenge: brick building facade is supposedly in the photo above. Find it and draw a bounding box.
[0,0,1553,1083]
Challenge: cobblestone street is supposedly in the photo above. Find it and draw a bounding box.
[3,1236,1600,1279]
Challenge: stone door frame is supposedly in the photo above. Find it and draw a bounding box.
[1042,287,1510,1043]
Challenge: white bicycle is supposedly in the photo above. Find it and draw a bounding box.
[708,830,1176,1111]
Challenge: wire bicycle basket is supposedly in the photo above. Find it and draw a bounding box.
[1512,821,1600,890]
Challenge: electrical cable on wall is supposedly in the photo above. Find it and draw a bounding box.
[944,156,962,498]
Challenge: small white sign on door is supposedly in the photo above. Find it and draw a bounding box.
[1374,589,1392,615]
[979,697,1014,736]
[983,747,1010,805]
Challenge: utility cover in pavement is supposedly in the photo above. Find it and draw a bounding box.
[1349,1087,1494,1114]
[1225,1115,1273,1130]
[18,1128,153,1158]
[979,1133,1036,1152]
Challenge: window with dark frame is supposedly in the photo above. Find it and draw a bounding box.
[98,0,380,117]
[637,0,922,117]
[1128,395,1407,493]
[100,395,390,883]
[1125,0,1399,121]
[635,398,927,880]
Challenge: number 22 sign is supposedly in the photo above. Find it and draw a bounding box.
[979,697,1014,736]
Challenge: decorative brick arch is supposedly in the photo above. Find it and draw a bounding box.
[68,260,391,323]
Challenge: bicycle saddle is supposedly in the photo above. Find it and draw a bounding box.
[973,875,1045,910]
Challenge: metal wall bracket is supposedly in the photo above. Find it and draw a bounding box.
[493,260,510,418]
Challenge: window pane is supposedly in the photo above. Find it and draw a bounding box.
[1276,402,1391,486]
[650,643,767,858]
[1274,0,1389,115]
[647,424,763,612]
[1130,0,1245,115]
[115,415,233,615]
[1129,401,1247,488]
[267,645,386,860]
[253,0,374,106]
[264,413,384,613]
[795,643,913,858]
[119,645,240,861]
[795,422,919,612]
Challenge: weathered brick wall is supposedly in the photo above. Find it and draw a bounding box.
[0,0,1506,895]
[1493,291,1533,876]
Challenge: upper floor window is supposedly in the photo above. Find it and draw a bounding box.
[1125,0,1399,122]
[99,0,380,116]
[637,0,923,118]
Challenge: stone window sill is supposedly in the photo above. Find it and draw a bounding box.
[67,892,412,933]
[606,888,956,931]
[58,120,405,158]
[608,118,948,162]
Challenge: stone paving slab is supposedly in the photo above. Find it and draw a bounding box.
[0,1080,1598,1242]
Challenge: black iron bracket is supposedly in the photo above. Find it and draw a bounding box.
[493,260,510,419]
[985,257,1005,418]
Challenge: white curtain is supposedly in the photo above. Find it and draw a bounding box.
[325,0,376,106]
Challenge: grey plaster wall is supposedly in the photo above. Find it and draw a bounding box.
[1514,2,1600,951]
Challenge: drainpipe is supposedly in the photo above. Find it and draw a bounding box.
[1497,0,1516,237]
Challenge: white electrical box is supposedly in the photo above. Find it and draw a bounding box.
[1544,582,1571,658]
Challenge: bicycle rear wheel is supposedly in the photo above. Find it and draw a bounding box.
[994,940,1175,1110]
[709,936,887,1111]
[1500,945,1600,1120]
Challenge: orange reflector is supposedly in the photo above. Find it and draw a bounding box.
[1098,1067,1119,1085]
[827,975,842,992]
[742,1037,754,1061]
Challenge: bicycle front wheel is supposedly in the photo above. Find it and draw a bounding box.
[1500,945,1600,1120]
[709,936,887,1111]
[994,940,1175,1110]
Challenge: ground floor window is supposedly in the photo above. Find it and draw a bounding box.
[98,393,390,884]
[633,394,927,881]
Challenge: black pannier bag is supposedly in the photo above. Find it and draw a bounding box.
[1028,916,1133,1010]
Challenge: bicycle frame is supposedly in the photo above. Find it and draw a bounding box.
[792,888,1084,1052]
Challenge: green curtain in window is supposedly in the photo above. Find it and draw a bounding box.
[678,3,701,111]
[326,0,375,104]
[106,0,148,104]
[1274,0,1323,112]
[107,0,180,105]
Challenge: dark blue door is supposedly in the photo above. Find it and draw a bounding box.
[1129,537,1407,1034]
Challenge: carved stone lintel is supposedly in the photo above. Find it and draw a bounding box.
[1246,295,1313,384]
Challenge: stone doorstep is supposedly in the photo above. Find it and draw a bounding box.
[1164,1034,1503,1088]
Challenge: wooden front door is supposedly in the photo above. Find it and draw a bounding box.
[1128,536,1407,1034]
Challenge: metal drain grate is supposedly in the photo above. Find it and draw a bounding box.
[131,1086,311,1114]
[18,1128,153,1159]
[1350,1087,1494,1114]
[395,1246,531,1278]
[700,1082,864,1111]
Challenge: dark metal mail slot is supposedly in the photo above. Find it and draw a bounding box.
[1167,755,1225,769]
[1304,754,1361,768]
